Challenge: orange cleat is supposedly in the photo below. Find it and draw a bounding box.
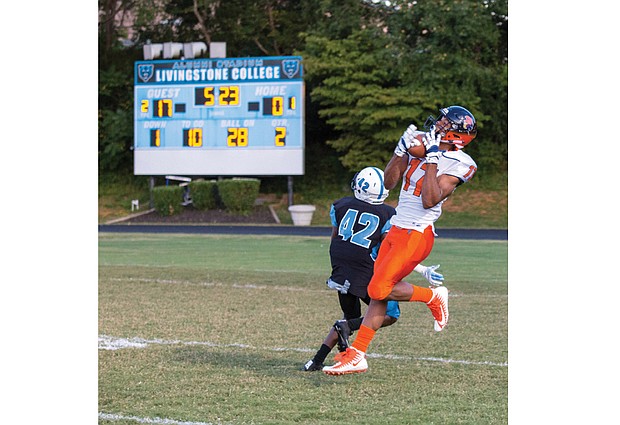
[322,347,368,375]
[427,286,449,331]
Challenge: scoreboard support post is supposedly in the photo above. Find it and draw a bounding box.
[287,176,294,207]
[149,177,155,209]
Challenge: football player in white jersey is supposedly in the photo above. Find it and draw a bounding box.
[323,106,478,375]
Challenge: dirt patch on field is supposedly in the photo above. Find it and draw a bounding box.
[121,204,279,224]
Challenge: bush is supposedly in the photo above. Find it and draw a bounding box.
[189,180,218,210]
[152,185,184,216]
[217,178,260,215]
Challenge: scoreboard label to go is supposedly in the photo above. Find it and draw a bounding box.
[134,56,305,176]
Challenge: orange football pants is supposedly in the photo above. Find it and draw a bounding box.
[367,225,435,300]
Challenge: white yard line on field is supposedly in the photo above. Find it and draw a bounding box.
[98,334,508,367]
[98,412,221,425]
[103,277,507,297]
[104,277,324,293]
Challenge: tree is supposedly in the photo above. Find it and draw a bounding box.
[98,0,508,177]
[397,0,508,173]
[157,0,314,56]
[301,30,437,171]
[99,1,141,173]
[299,0,508,174]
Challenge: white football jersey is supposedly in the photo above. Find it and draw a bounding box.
[390,149,477,230]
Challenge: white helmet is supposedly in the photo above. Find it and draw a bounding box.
[351,167,389,205]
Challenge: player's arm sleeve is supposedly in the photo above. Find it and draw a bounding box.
[330,204,339,239]
[329,204,337,227]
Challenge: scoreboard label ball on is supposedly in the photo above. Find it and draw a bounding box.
[133,56,305,175]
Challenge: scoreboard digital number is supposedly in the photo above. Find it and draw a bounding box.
[134,56,304,175]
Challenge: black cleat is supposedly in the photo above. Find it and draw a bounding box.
[334,319,352,351]
[301,359,324,371]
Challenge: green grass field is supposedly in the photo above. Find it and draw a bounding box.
[99,233,507,424]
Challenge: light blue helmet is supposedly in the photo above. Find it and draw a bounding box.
[351,167,389,205]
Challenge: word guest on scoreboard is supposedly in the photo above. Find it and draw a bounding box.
[134,56,304,176]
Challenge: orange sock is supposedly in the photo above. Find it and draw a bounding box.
[351,325,376,353]
[409,285,433,303]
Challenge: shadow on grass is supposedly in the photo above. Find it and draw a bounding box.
[169,345,363,386]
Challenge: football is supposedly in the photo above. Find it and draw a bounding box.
[407,133,426,158]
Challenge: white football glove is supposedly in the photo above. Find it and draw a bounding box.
[423,127,442,165]
[416,264,444,286]
[326,278,351,294]
[394,124,418,157]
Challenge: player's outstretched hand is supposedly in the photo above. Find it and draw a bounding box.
[394,124,418,157]
[421,264,444,286]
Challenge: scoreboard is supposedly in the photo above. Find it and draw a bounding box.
[134,56,304,175]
